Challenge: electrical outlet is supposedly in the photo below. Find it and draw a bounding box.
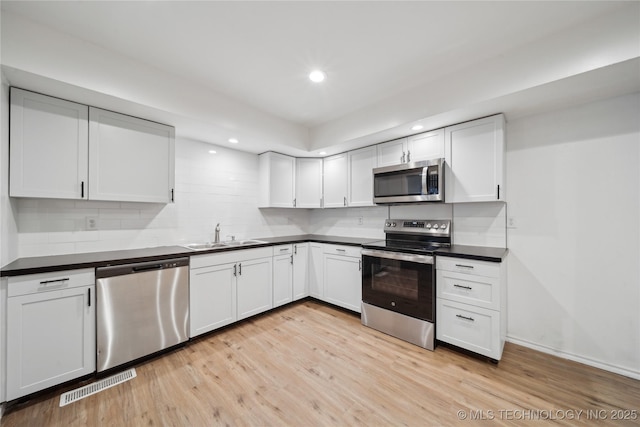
[86,216,99,230]
[357,216,364,226]
[507,217,517,229]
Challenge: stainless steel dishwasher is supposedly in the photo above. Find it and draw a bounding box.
[96,257,189,372]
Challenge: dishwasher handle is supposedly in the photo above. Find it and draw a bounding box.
[96,257,190,279]
[133,264,164,273]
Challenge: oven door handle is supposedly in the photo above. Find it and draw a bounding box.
[362,249,434,264]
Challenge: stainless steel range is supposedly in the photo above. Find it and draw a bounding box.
[361,219,451,350]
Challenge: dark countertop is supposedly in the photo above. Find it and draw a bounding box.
[1,235,506,277]
[434,245,508,263]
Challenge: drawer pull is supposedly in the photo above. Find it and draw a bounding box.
[453,284,473,290]
[336,248,346,252]
[456,314,475,322]
[280,248,289,252]
[39,278,69,285]
[455,264,474,269]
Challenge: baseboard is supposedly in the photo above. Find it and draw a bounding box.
[506,336,640,380]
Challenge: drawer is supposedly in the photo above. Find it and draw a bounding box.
[272,245,293,256]
[436,299,502,360]
[323,244,361,258]
[436,257,500,278]
[437,270,500,310]
[8,268,95,297]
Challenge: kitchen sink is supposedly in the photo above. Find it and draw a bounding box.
[221,239,267,246]
[182,239,268,251]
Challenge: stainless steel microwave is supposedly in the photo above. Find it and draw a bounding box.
[373,158,444,204]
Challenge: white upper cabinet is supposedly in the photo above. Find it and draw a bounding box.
[295,158,323,208]
[323,153,348,208]
[89,107,175,203]
[444,114,505,203]
[10,88,89,200]
[377,137,407,167]
[407,129,445,162]
[348,145,377,207]
[258,152,296,208]
[9,89,175,203]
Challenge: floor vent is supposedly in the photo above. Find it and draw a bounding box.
[59,368,136,407]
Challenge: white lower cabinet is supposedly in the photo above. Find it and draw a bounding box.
[189,247,272,337]
[309,243,325,299]
[436,256,506,360]
[322,245,362,313]
[6,269,95,400]
[273,245,294,308]
[237,257,273,320]
[189,262,237,337]
[292,243,309,301]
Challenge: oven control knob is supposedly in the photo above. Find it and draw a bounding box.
[440,224,447,229]
[391,222,396,227]
[385,222,391,227]
[426,223,432,228]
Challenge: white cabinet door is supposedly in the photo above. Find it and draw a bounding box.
[10,88,89,200]
[377,137,407,167]
[444,115,505,203]
[189,262,237,337]
[309,243,324,299]
[237,257,273,320]
[258,152,296,208]
[89,107,175,203]
[293,243,309,300]
[348,146,377,207]
[407,129,445,162]
[6,285,95,400]
[273,253,293,308]
[323,153,348,208]
[295,158,323,208]
[323,253,362,313]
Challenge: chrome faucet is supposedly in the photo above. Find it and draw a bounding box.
[214,223,220,243]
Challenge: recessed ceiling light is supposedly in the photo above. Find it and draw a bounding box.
[319,151,327,155]
[309,70,326,83]
[208,150,217,154]
[411,125,424,131]
[228,138,239,144]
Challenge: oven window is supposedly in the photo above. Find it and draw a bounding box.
[372,264,418,300]
[362,255,434,321]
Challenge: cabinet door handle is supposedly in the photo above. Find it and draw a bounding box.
[401,152,406,163]
[407,150,411,162]
[238,263,242,276]
[497,185,500,200]
[359,260,362,271]
[456,314,475,322]
[88,288,91,307]
[455,264,474,269]
[453,284,473,290]
[294,245,297,255]
[343,196,347,206]
[293,198,296,207]
[39,278,69,285]
[320,197,323,208]
[171,188,175,202]
[81,181,85,198]
[233,264,237,277]
[290,255,293,265]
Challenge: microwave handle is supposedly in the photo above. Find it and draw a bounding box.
[421,166,429,195]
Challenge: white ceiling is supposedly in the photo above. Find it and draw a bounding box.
[1,1,639,155]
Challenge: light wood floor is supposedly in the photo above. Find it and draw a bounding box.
[3,300,639,426]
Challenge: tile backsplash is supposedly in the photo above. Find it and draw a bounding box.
[11,137,506,258]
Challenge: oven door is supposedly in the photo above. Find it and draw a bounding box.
[361,249,434,322]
